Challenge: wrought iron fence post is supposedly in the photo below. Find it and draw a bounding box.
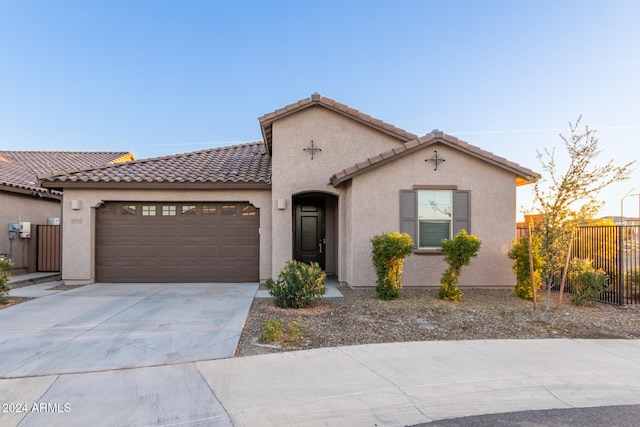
[618,225,624,306]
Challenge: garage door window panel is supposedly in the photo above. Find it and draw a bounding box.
[202,205,217,215]
[121,205,137,215]
[142,205,157,216]
[222,205,238,216]
[99,204,117,216]
[182,205,197,215]
[242,205,256,216]
[162,205,177,216]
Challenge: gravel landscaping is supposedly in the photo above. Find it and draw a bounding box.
[4,282,639,359]
[236,285,640,357]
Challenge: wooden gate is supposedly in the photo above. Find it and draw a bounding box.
[37,225,61,272]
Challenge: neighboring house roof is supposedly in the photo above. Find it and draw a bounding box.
[329,131,540,187]
[40,142,271,190]
[259,93,418,154]
[0,151,135,198]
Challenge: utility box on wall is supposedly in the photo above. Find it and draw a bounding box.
[8,221,20,239]
[19,222,31,239]
[7,221,31,239]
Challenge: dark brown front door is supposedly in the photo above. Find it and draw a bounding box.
[294,201,325,269]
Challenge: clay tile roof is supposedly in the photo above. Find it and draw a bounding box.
[258,93,418,153]
[329,132,540,187]
[0,151,135,197]
[40,142,271,188]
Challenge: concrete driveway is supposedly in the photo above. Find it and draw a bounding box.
[0,282,258,378]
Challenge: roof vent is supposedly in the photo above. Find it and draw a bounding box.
[311,92,323,101]
[431,129,441,134]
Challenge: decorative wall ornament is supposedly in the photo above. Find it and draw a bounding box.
[425,150,446,170]
[303,140,322,159]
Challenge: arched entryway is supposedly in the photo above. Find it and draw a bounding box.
[292,192,338,275]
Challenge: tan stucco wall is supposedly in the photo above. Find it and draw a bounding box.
[270,107,406,279]
[60,188,271,285]
[348,143,518,288]
[0,192,60,271]
[58,106,523,289]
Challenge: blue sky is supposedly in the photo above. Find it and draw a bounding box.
[1,0,639,218]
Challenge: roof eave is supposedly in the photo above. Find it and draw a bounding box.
[40,180,272,191]
[0,183,62,200]
[330,135,541,188]
[259,93,417,152]
[516,174,540,187]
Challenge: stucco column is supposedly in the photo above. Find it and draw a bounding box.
[61,193,96,285]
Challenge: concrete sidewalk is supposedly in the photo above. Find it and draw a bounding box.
[8,272,61,288]
[8,280,65,298]
[4,339,640,426]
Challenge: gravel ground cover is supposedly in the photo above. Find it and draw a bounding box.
[236,285,640,357]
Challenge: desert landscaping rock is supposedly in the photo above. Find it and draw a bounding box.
[236,286,640,357]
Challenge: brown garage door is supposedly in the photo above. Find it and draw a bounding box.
[95,202,259,282]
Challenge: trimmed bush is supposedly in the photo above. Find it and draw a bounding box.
[370,232,414,300]
[568,258,610,306]
[508,234,543,300]
[0,255,14,304]
[265,260,326,308]
[439,230,481,301]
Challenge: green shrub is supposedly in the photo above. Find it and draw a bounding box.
[260,318,304,346]
[370,232,414,300]
[261,318,283,342]
[568,258,610,306]
[0,255,14,304]
[508,234,543,300]
[439,268,463,301]
[265,260,326,308]
[438,230,481,301]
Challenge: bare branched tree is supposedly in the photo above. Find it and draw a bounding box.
[532,116,635,310]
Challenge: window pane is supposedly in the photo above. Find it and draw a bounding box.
[162,205,177,216]
[182,205,196,215]
[418,191,452,220]
[121,205,136,215]
[142,205,156,216]
[202,205,217,215]
[99,205,116,216]
[242,205,256,216]
[419,221,450,247]
[222,205,237,216]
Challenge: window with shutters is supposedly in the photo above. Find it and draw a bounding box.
[400,189,470,250]
[418,191,452,247]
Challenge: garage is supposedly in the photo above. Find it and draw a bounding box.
[95,202,259,283]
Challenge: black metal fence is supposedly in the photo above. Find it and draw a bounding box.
[516,225,640,305]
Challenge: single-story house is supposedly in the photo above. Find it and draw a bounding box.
[0,151,135,272]
[40,93,539,287]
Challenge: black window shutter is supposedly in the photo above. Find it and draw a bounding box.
[453,190,470,234]
[399,190,417,243]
